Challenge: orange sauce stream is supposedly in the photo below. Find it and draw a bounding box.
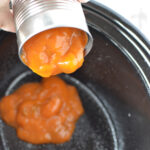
[22,27,88,77]
[0,76,84,144]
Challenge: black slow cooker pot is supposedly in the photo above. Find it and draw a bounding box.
[0,1,150,150]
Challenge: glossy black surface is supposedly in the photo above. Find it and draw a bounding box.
[0,1,150,150]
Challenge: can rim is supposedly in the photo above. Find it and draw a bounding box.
[18,25,93,63]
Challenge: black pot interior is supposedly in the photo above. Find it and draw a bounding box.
[0,2,150,150]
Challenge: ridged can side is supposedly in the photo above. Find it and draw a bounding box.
[11,0,93,57]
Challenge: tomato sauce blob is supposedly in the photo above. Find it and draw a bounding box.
[0,76,84,144]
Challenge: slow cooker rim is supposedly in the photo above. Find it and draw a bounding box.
[83,1,150,98]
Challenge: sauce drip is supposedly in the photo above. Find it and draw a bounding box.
[22,27,88,77]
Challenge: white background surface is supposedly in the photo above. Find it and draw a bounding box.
[93,0,150,41]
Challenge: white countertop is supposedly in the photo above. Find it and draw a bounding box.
[93,0,150,41]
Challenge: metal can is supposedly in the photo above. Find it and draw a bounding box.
[11,0,93,57]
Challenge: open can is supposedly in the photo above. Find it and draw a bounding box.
[11,0,93,58]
